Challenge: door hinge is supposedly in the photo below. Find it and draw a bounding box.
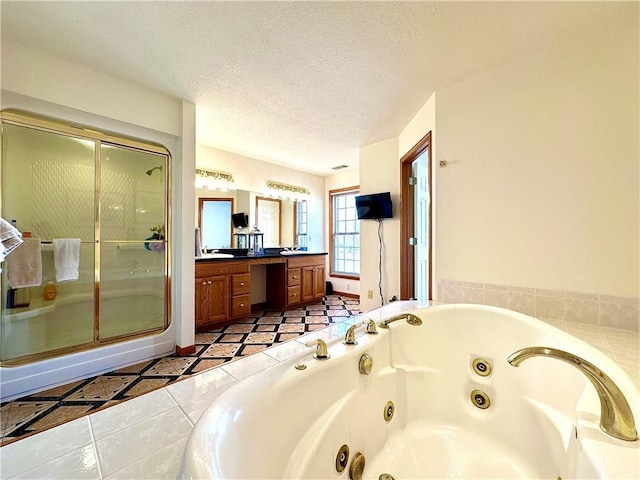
[408,176,417,186]
[409,237,417,246]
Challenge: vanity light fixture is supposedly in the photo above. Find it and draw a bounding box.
[195,168,236,192]
[265,180,311,201]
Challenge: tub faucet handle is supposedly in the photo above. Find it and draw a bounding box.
[305,339,330,360]
[366,319,378,335]
[343,324,358,345]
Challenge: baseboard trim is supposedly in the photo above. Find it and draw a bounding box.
[175,344,196,356]
[251,302,267,313]
[333,291,359,299]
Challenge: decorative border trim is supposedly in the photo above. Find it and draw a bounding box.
[437,278,639,332]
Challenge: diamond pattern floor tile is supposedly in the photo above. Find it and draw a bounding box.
[0,295,359,445]
[119,378,174,399]
[24,404,95,433]
[143,358,197,376]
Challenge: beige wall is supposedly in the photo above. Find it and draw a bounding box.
[435,24,639,299]
[196,144,326,253]
[324,169,360,296]
[399,92,436,159]
[2,42,182,136]
[1,43,190,399]
[353,94,436,311]
[358,137,400,312]
[398,92,437,301]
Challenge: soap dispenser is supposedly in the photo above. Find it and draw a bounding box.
[43,281,57,301]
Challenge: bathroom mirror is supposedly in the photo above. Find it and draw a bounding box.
[197,190,304,249]
[198,198,234,249]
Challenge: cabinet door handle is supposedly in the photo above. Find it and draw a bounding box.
[240,282,245,286]
[202,281,206,285]
[240,303,245,307]
[292,276,297,279]
[207,281,212,285]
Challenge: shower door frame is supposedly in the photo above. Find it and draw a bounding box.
[0,110,172,366]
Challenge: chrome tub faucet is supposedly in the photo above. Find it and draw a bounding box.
[508,346,638,442]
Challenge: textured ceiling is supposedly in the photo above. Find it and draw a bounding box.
[1,1,630,176]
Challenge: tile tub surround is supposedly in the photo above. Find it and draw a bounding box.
[0,295,359,446]
[0,302,638,480]
[438,279,640,332]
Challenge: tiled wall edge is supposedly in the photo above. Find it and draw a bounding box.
[437,278,639,333]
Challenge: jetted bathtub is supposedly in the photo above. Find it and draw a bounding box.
[180,304,639,479]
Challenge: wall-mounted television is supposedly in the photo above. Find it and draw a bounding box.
[232,212,249,228]
[355,192,393,220]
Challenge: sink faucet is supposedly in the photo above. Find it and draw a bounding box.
[379,313,423,329]
[508,346,638,442]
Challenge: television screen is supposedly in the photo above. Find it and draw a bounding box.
[355,192,393,220]
[232,212,249,228]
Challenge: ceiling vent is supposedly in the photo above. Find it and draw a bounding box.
[331,164,349,170]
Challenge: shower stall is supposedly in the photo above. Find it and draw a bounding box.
[0,110,171,365]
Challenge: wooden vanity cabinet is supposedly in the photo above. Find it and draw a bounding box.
[195,274,228,326]
[301,263,326,302]
[230,273,251,317]
[287,267,302,305]
[195,261,250,328]
[286,255,326,306]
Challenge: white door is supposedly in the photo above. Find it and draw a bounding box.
[257,198,280,247]
[413,149,429,303]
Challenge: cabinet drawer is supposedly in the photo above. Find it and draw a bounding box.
[232,274,250,295]
[287,286,301,305]
[287,268,301,286]
[195,260,250,278]
[287,255,326,269]
[231,294,251,317]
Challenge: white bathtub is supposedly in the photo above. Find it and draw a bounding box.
[180,304,639,480]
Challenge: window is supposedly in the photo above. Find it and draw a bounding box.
[329,186,360,278]
[294,201,308,249]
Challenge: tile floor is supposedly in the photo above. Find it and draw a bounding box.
[0,301,638,480]
[0,295,360,447]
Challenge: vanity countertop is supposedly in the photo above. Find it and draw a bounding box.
[195,251,327,262]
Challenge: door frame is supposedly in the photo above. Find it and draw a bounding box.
[400,131,433,300]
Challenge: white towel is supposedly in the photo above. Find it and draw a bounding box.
[0,217,23,259]
[6,238,42,288]
[53,238,81,282]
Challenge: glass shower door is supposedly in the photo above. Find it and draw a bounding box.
[1,111,170,364]
[98,143,167,340]
[1,124,96,360]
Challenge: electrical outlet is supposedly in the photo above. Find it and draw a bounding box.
[367,290,373,299]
